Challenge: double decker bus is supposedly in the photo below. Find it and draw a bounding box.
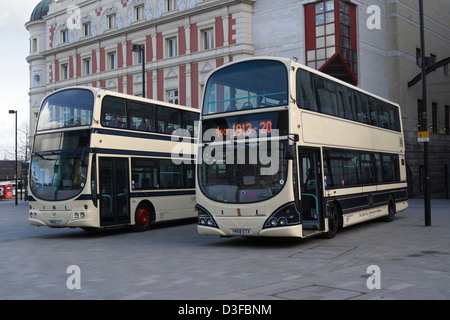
[29,87,199,231]
[196,57,408,239]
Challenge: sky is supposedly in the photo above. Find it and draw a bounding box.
[0,0,39,160]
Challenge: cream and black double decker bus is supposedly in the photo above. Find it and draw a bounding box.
[196,57,408,239]
[29,86,199,231]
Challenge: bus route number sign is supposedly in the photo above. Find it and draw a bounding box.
[202,111,288,140]
[417,131,429,143]
[216,121,273,138]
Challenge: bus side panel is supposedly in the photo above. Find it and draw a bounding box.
[148,194,196,222]
[341,205,389,227]
[301,112,403,154]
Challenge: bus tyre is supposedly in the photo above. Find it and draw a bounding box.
[324,203,340,239]
[382,197,396,222]
[132,203,153,232]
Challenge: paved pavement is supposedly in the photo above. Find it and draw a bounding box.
[0,198,449,301]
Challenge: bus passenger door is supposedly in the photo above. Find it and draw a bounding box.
[298,147,323,231]
[99,157,130,227]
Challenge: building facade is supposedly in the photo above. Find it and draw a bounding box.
[26,0,450,196]
[386,0,450,196]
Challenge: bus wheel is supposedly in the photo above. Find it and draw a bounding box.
[382,196,396,222]
[132,203,153,232]
[324,203,340,239]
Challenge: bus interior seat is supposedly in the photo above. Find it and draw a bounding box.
[227,103,237,111]
[108,120,119,127]
[242,102,253,109]
[165,126,174,134]
[138,123,149,131]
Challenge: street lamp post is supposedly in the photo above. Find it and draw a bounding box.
[419,0,431,226]
[8,110,17,206]
[131,44,146,98]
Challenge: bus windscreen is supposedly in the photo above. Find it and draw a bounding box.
[37,89,94,131]
[203,60,288,115]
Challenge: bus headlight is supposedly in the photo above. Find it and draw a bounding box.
[196,205,218,228]
[278,217,288,226]
[263,203,300,229]
[269,218,278,227]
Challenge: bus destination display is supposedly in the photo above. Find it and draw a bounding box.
[203,111,288,139]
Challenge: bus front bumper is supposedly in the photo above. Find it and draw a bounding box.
[198,223,303,238]
[28,210,97,228]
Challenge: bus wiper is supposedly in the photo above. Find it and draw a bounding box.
[79,147,90,167]
[34,152,52,160]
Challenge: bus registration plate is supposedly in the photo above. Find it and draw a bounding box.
[230,228,252,235]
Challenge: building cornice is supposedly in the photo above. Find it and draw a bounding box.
[26,53,46,64]
[25,18,46,30]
